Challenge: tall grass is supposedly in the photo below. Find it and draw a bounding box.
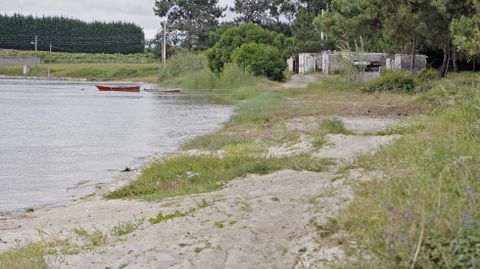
[339,81,480,268]
[107,153,333,201]
[158,52,260,90]
[0,63,159,82]
[0,243,47,269]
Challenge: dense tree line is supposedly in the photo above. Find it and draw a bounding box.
[0,14,144,54]
[155,0,480,76]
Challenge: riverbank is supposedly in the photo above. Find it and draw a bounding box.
[0,63,160,83]
[1,73,478,268]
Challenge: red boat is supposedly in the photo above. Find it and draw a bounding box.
[96,85,141,92]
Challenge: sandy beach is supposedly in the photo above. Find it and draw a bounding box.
[0,109,400,268]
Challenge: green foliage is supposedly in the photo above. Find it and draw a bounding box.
[0,14,144,54]
[231,93,287,124]
[0,63,159,81]
[316,0,392,53]
[320,117,353,135]
[2,50,155,63]
[111,218,144,236]
[148,211,187,224]
[73,228,108,250]
[231,43,287,81]
[0,243,48,269]
[206,23,294,75]
[107,152,332,201]
[452,15,480,59]
[154,0,225,50]
[158,52,208,81]
[158,52,260,94]
[416,68,439,91]
[294,10,329,52]
[365,71,417,93]
[341,82,480,268]
[182,133,249,151]
[213,221,225,229]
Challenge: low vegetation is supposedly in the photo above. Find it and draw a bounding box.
[0,50,155,63]
[0,243,48,269]
[364,69,440,93]
[158,52,261,95]
[0,63,159,82]
[336,79,480,268]
[107,153,333,201]
[111,218,144,236]
[149,211,188,224]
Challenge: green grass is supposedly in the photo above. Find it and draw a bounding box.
[0,63,159,82]
[181,133,249,151]
[320,117,353,135]
[0,49,155,63]
[73,228,108,250]
[0,243,48,269]
[148,211,188,224]
[230,93,288,125]
[107,153,334,201]
[311,117,353,149]
[111,218,144,236]
[335,81,480,268]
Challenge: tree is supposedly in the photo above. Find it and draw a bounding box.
[206,23,295,77]
[429,0,476,76]
[292,0,331,52]
[315,0,390,52]
[154,0,225,51]
[382,0,432,72]
[231,43,287,81]
[452,13,480,71]
[231,0,270,24]
[0,14,144,54]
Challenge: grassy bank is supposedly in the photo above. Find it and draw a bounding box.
[0,63,159,83]
[108,73,420,203]
[333,78,480,268]
[0,49,155,63]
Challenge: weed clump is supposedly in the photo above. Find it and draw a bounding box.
[148,211,187,225]
[365,71,417,93]
[111,218,144,236]
[108,153,333,201]
[0,243,48,269]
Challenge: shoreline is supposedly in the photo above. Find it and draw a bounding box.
[0,78,233,219]
[0,74,147,83]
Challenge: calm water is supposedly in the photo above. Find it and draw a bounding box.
[0,79,233,215]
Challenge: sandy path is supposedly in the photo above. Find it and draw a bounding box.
[283,75,318,89]
[0,75,402,268]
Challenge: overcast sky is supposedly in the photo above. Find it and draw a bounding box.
[2,0,235,39]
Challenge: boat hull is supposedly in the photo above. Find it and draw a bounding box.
[96,85,141,92]
[144,88,181,93]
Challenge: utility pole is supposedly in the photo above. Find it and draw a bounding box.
[32,35,38,67]
[48,44,52,78]
[162,20,167,68]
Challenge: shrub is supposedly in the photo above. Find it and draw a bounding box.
[417,68,438,83]
[365,71,417,93]
[231,43,287,81]
[416,68,439,92]
[206,23,294,76]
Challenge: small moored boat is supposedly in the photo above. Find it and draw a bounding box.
[96,85,141,92]
[144,88,181,93]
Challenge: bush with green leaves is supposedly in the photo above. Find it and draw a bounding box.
[416,68,439,92]
[206,23,295,81]
[365,71,417,93]
[231,43,287,81]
